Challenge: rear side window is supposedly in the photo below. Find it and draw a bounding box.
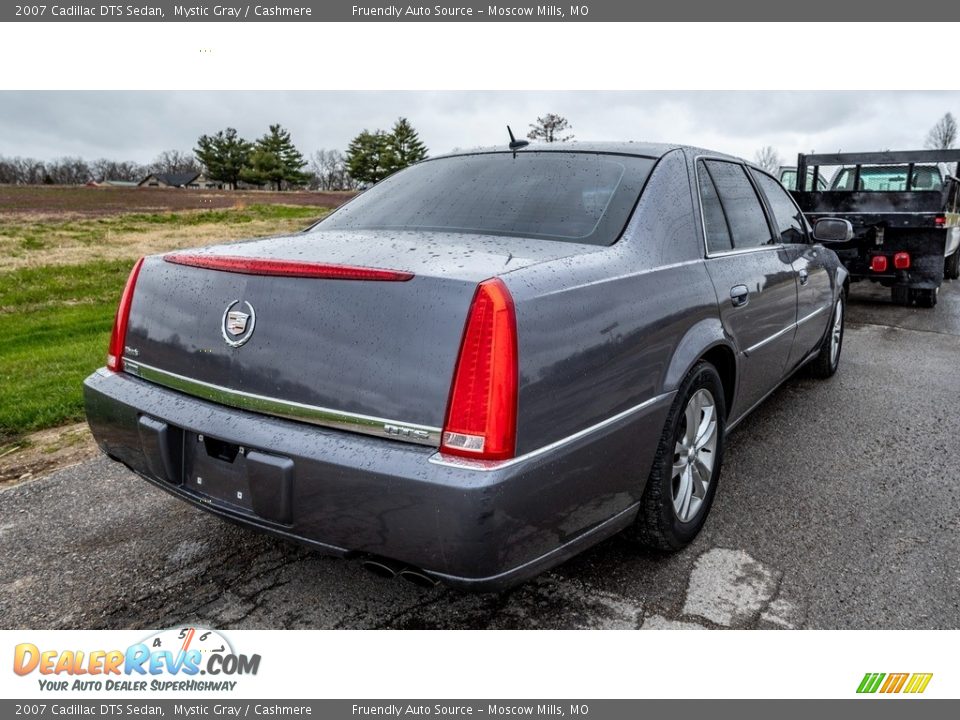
[702,160,773,250]
[752,170,808,244]
[697,163,733,254]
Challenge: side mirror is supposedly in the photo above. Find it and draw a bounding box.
[813,218,854,243]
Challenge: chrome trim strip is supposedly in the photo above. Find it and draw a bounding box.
[123,361,442,447]
[742,304,829,356]
[796,304,828,326]
[705,245,782,259]
[743,323,796,356]
[428,391,674,472]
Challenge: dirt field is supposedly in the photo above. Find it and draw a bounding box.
[0,185,353,218]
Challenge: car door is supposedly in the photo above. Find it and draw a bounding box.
[751,168,833,368]
[696,159,799,416]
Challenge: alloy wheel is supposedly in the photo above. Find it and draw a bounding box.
[671,388,718,523]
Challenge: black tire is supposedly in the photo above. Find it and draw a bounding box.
[915,287,939,308]
[631,361,726,551]
[946,250,960,280]
[808,296,845,379]
[891,286,910,305]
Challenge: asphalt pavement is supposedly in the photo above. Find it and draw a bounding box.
[2,278,958,630]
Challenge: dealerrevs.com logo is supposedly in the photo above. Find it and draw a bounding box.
[13,627,261,693]
[857,673,933,695]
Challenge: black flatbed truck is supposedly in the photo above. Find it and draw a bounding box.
[791,150,960,307]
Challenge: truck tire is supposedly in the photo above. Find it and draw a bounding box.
[891,286,910,305]
[913,287,939,308]
[946,250,960,280]
[632,361,726,551]
[808,296,845,379]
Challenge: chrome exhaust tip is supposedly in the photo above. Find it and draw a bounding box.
[360,558,404,579]
[397,568,440,588]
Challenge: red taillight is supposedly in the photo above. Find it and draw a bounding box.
[870,255,888,273]
[893,251,911,270]
[440,278,518,461]
[107,257,145,372]
[163,253,413,282]
[935,215,946,227]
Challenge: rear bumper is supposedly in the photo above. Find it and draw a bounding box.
[837,228,948,289]
[84,369,671,591]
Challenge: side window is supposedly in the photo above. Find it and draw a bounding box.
[697,161,733,254]
[704,160,774,249]
[752,170,808,245]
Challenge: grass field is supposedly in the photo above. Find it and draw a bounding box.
[0,186,348,443]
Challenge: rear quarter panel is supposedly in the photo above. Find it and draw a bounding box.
[505,149,725,456]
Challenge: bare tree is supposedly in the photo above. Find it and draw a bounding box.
[925,112,958,150]
[527,113,574,143]
[753,146,782,174]
[149,149,200,175]
[91,158,147,183]
[44,156,92,184]
[308,149,353,191]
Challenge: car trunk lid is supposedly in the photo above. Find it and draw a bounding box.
[122,229,598,445]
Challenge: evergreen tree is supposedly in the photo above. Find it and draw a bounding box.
[345,130,395,186]
[385,117,428,174]
[346,119,429,186]
[240,124,308,191]
[194,128,252,189]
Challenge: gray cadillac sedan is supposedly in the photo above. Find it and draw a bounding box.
[84,142,849,590]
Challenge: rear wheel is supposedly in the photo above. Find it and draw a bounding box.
[891,286,910,305]
[913,287,939,308]
[631,361,725,551]
[945,250,960,280]
[808,296,845,379]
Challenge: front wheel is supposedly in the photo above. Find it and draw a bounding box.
[631,361,726,551]
[808,296,845,379]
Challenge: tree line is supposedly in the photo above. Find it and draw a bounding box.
[0,150,199,186]
[0,117,431,191]
[0,113,577,190]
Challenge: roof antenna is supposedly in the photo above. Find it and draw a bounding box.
[507,125,529,157]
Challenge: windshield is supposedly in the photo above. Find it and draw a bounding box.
[780,169,828,191]
[317,151,656,245]
[830,165,943,192]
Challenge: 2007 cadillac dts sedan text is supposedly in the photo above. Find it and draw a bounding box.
[84,142,850,590]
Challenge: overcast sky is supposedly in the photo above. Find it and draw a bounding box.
[1,91,958,166]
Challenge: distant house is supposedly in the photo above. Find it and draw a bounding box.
[138,172,221,189]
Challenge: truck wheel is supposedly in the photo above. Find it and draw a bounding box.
[914,287,939,308]
[946,250,960,280]
[631,361,725,551]
[808,296,845,379]
[891,286,910,305]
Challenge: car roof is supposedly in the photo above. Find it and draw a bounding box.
[434,140,747,164]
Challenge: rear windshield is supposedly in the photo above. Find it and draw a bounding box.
[830,165,943,192]
[317,151,656,245]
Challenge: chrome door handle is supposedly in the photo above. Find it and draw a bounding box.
[730,285,749,307]
[799,269,810,286]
